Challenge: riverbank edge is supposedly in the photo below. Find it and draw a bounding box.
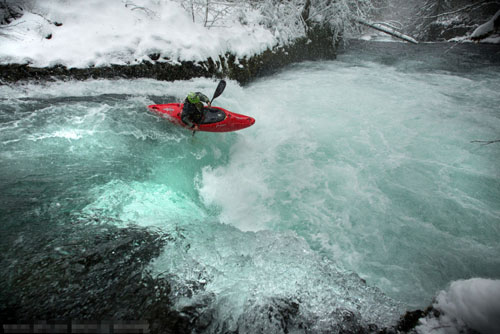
[0,26,336,86]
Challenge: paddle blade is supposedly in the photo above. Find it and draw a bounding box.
[211,80,226,103]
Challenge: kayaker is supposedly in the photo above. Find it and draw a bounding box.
[181,92,211,131]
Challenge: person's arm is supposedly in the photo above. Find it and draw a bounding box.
[196,92,210,105]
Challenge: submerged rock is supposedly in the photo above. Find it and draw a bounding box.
[0,222,191,333]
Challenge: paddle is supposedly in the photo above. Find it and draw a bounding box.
[210,79,226,104]
[193,80,226,136]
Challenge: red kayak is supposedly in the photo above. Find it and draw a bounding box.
[148,103,255,132]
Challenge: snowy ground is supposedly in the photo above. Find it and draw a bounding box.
[0,0,277,68]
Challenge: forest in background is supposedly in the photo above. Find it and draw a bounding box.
[372,0,500,41]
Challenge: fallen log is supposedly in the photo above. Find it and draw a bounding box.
[356,18,418,44]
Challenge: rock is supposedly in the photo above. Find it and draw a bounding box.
[0,222,185,330]
[236,297,301,334]
[395,307,439,333]
[397,309,426,332]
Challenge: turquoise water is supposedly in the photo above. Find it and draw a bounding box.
[1,42,499,329]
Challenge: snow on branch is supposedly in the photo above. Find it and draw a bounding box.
[170,0,378,45]
[356,17,418,44]
[254,0,375,44]
[173,0,235,28]
[423,1,499,19]
[123,1,158,19]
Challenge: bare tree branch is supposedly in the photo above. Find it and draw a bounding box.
[1,0,23,25]
[424,1,500,19]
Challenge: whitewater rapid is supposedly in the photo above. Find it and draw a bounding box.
[1,41,499,332]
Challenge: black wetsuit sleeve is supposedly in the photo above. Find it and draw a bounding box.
[195,92,210,104]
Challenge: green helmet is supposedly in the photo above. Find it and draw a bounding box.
[187,92,200,104]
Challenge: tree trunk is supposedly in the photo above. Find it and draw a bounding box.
[204,0,209,27]
[356,18,418,44]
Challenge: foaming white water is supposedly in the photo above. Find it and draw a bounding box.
[0,77,228,99]
[81,180,207,227]
[151,221,403,332]
[199,60,500,307]
[417,278,500,334]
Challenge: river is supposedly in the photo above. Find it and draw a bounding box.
[1,40,499,332]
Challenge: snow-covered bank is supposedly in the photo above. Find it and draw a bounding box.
[0,26,336,84]
[0,0,346,83]
[0,0,275,68]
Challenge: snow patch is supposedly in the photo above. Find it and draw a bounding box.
[479,36,500,44]
[471,9,500,41]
